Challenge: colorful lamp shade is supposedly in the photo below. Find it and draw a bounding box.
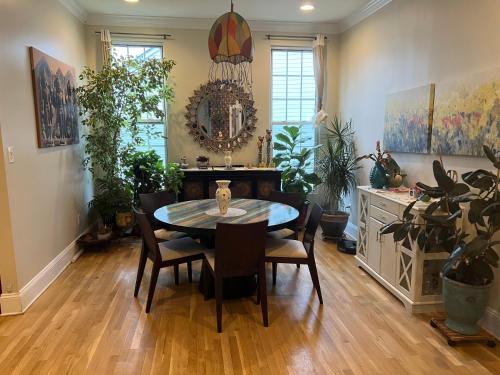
[208,11,253,64]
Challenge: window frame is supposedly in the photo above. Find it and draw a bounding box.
[270,47,318,173]
[111,40,168,163]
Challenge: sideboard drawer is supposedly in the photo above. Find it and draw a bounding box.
[370,205,398,224]
[370,194,400,215]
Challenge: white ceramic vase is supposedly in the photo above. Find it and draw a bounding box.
[215,180,231,215]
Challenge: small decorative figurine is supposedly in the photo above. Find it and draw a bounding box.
[265,129,273,167]
[257,136,265,167]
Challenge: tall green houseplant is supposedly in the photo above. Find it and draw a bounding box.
[272,125,321,200]
[381,145,499,335]
[76,55,175,225]
[316,117,360,240]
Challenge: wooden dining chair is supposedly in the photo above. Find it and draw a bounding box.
[133,207,206,313]
[202,221,269,333]
[266,190,304,240]
[265,203,324,304]
[139,191,189,284]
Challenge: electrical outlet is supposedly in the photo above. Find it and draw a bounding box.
[7,146,15,163]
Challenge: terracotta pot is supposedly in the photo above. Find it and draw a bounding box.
[116,211,133,228]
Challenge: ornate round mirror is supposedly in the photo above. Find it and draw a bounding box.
[185,80,257,153]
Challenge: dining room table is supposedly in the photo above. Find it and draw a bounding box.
[154,198,299,298]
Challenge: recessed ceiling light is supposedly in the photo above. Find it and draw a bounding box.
[300,3,315,11]
[124,0,139,3]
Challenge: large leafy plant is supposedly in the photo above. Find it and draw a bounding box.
[123,150,165,204]
[316,117,360,213]
[76,55,175,222]
[273,125,321,199]
[381,145,499,286]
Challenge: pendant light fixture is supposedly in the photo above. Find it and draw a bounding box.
[208,1,254,94]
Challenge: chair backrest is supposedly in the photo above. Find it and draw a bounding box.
[139,190,177,229]
[133,206,161,261]
[214,220,268,278]
[268,190,304,211]
[303,203,323,249]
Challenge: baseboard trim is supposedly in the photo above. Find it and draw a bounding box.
[0,292,22,315]
[0,227,90,316]
[481,307,500,340]
[345,221,358,240]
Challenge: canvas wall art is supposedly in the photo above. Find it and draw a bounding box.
[383,84,435,154]
[29,47,79,148]
[431,69,500,156]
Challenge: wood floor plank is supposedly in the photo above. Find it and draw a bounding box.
[0,235,499,374]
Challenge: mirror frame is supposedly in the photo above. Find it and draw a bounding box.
[185,80,257,153]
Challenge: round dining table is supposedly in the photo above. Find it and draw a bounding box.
[153,198,299,235]
[153,198,299,299]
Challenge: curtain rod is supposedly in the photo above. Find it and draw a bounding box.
[266,34,327,41]
[94,31,172,40]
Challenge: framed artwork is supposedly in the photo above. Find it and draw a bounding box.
[29,47,79,148]
[432,69,500,156]
[383,84,435,154]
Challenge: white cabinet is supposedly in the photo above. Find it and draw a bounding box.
[355,187,449,313]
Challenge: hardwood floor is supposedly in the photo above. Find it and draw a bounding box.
[0,236,498,374]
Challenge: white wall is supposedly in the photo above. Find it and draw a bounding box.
[0,0,91,291]
[85,26,340,167]
[339,0,500,332]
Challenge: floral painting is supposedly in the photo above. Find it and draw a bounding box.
[383,84,435,154]
[431,69,500,156]
[29,47,79,148]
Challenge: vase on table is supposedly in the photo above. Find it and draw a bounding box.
[215,180,231,215]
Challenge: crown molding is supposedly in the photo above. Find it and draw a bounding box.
[86,13,339,34]
[58,0,88,23]
[340,0,392,32]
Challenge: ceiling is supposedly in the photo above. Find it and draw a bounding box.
[73,0,372,23]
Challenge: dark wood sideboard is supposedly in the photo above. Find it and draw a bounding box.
[179,168,282,201]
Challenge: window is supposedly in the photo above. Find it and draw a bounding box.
[112,44,167,164]
[271,49,317,173]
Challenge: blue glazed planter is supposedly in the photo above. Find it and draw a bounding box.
[443,276,492,335]
[369,162,388,189]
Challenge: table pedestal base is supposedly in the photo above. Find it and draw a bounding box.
[199,266,257,300]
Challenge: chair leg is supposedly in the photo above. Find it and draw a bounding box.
[308,259,323,304]
[187,261,193,283]
[174,264,180,285]
[259,267,269,327]
[272,262,277,285]
[134,242,148,297]
[256,274,261,305]
[215,277,223,333]
[145,264,160,313]
[296,264,300,269]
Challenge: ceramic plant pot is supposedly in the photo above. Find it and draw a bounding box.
[443,276,492,335]
[320,211,349,241]
[215,180,231,215]
[369,162,388,189]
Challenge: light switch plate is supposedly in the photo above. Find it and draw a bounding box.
[7,146,15,163]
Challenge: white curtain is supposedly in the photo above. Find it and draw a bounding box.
[100,29,112,65]
[313,34,327,125]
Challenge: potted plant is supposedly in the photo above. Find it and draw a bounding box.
[380,145,499,335]
[316,117,360,241]
[196,156,209,169]
[76,54,175,232]
[359,141,404,188]
[273,125,322,225]
[165,162,185,198]
[123,150,165,205]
